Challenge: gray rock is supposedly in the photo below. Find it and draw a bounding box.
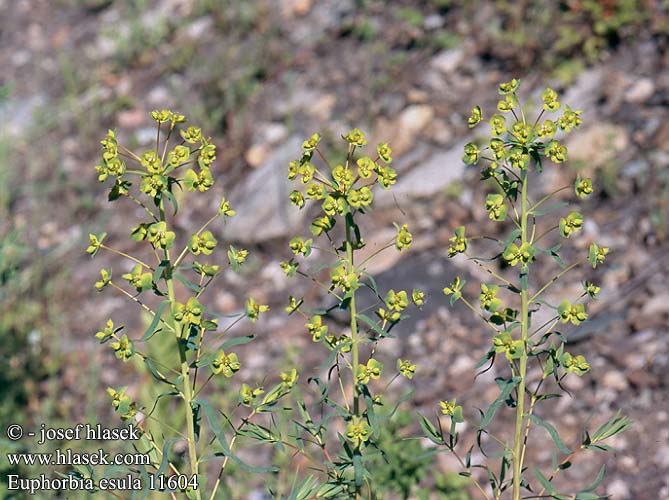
[424,14,444,30]
[377,141,466,206]
[602,370,628,392]
[607,478,631,499]
[622,159,650,179]
[224,137,306,243]
[431,48,464,75]
[563,67,604,116]
[625,78,655,103]
[566,123,629,168]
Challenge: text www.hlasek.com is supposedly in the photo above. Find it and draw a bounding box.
[7,449,150,467]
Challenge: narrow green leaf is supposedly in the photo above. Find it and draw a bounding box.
[528,414,572,454]
[532,467,555,494]
[143,358,174,386]
[581,464,606,493]
[357,313,387,337]
[575,493,602,500]
[530,202,568,217]
[175,273,202,293]
[141,300,170,341]
[479,377,520,429]
[218,334,255,350]
[198,399,278,473]
[419,414,443,445]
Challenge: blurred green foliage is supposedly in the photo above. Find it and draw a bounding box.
[366,410,471,499]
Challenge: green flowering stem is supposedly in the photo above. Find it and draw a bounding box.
[357,240,396,270]
[209,408,258,500]
[529,315,560,339]
[160,126,176,165]
[132,350,181,379]
[530,260,585,303]
[99,244,154,271]
[466,253,516,289]
[527,185,571,215]
[107,281,176,334]
[459,295,502,334]
[127,193,159,221]
[314,146,333,170]
[490,176,521,226]
[527,446,586,500]
[143,431,183,475]
[344,211,362,500]
[381,372,401,393]
[447,445,493,500]
[532,109,545,128]
[159,201,201,500]
[518,372,549,472]
[144,413,188,438]
[529,224,559,246]
[512,168,530,500]
[118,142,143,163]
[172,213,220,269]
[295,270,345,302]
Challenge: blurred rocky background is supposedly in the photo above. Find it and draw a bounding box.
[1,0,668,498]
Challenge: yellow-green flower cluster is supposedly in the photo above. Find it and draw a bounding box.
[95,319,121,343]
[345,417,371,446]
[110,334,134,361]
[280,368,298,389]
[466,80,582,177]
[559,211,584,238]
[245,297,269,322]
[356,358,383,384]
[287,130,400,244]
[503,242,534,267]
[395,224,413,251]
[211,350,241,377]
[558,300,587,325]
[480,283,502,312]
[485,194,508,221]
[561,352,590,376]
[122,264,152,292]
[330,266,359,292]
[107,387,137,421]
[147,221,176,250]
[397,359,416,379]
[95,112,219,202]
[306,315,328,342]
[239,384,264,406]
[86,233,106,257]
[289,236,312,257]
[575,176,593,198]
[542,88,560,111]
[448,226,467,257]
[377,289,409,323]
[173,297,204,326]
[588,243,610,269]
[493,332,524,360]
[95,268,112,291]
[95,130,125,182]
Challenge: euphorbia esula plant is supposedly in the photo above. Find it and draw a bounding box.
[279,130,422,498]
[89,111,295,499]
[421,79,631,500]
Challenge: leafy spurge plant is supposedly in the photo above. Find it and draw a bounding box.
[421,81,631,500]
[89,111,293,499]
[280,130,422,498]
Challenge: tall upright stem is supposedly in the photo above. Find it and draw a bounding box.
[345,214,360,499]
[160,201,201,500]
[512,169,529,500]
[345,215,360,415]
